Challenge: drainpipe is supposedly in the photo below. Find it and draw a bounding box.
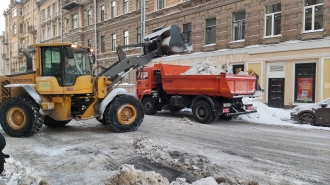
[141,0,145,53]
[37,3,40,43]
[60,0,63,42]
[94,0,97,67]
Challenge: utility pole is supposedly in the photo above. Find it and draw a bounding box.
[94,0,98,67]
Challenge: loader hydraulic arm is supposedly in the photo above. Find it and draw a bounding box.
[97,25,187,81]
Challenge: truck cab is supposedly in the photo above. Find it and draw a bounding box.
[136,66,160,100]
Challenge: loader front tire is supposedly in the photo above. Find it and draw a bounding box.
[43,116,71,127]
[104,95,144,132]
[0,97,43,137]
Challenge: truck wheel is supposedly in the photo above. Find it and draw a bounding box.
[142,97,157,115]
[0,97,44,137]
[104,95,144,132]
[43,116,71,127]
[192,100,214,124]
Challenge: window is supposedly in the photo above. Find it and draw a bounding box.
[101,5,105,22]
[47,26,51,39]
[66,19,69,33]
[87,39,91,48]
[294,63,316,103]
[72,14,78,29]
[233,12,245,41]
[265,3,281,37]
[42,9,45,20]
[12,9,17,17]
[43,29,45,40]
[137,27,141,43]
[205,18,216,44]
[47,6,50,18]
[183,23,192,43]
[53,3,56,16]
[124,31,129,48]
[13,42,17,52]
[304,0,323,32]
[20,24,23,34]
[136,0,141,9]
[157,0,165,10]
[53,24,56,37]
[87,10,92,25]
[111,1,116,18]
[101,36,105,53]
[123,0,128,14]
[112,34,117,51]
[19,8,23,16]
[13,24,17,35]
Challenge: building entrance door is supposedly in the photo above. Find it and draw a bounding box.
[268,78,285,108]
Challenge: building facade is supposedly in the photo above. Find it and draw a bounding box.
[2,0,330,108]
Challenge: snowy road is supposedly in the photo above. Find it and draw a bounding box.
[1,111,330,185]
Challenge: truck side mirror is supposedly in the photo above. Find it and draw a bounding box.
[65,47,74,59]
[321,103,327,108]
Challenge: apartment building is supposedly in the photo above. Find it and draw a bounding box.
[2,0,330,108]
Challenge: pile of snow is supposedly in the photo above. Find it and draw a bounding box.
[182,58,232,75]
[0,157,49,185]
[238,97,292,125]
[106,164,218,185]
[237,71,249,75]
[106,164,169,185]
[177,117,193,125]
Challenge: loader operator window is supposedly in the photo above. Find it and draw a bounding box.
[64,48,92,86]
[41,47,63,85]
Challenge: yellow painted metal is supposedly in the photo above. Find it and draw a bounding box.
[63,75,94,94]
[116,103,137,125]
[48,96,72,121]
[80,100,98,119]
[96,76,109,98]
[323,59,330,99]
[36,76,64,94]
[6,106,26,130]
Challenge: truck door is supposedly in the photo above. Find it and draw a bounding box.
[136,70,149,99]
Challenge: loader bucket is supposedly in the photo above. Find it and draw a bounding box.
[144,25,187,56]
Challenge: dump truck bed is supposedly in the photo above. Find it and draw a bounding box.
[157,64,256,98]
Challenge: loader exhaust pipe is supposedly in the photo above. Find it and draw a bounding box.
[22,49,33,72]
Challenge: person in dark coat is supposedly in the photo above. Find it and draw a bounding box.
[0,132,9,174]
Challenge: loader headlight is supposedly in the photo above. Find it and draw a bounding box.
[222,103,232,107]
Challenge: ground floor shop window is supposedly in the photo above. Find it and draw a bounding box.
[294,63,316,103]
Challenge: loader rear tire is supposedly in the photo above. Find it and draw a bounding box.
[0,97,44,137]
[192,100,214,124]
[142,97,157,115]
[43,116,71,127]
[104,95,144,132]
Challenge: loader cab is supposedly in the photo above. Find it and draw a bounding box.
[40,45,92,87]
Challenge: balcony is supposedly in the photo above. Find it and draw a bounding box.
[28,26,37,34]
[62,0,80,10]
[2,39,8,45]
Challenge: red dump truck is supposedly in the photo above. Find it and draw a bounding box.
[136,63,258,124]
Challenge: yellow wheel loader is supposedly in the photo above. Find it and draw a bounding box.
[0,25,187,137]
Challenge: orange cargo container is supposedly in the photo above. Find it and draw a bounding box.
[136,63,258,124]
[158,64,256,98]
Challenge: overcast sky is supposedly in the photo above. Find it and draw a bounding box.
[0,0,11,33]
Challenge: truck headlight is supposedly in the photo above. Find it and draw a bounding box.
[222,103,232,107]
